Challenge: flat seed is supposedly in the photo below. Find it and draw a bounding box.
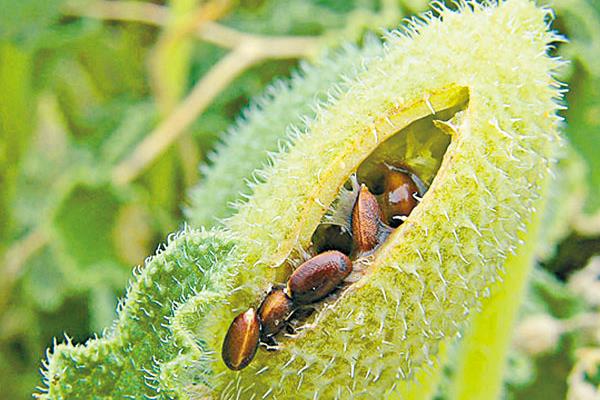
[352,184,383,253]
[222,308,261,371]
[287,251,352,304]
[258,288,294,338]
[382,167,419,227]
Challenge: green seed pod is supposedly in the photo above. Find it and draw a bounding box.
[38,1,564,399]
[205,0,563,397]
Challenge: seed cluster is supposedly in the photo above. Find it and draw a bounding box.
[222,165,424,371]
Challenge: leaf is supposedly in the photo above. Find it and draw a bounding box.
[535,145,587,261]
[502,267,585,399]
[553,0,600,215]
[22,246,69,313]
[52,183,125,267]
[0,0,67,44]
[88,279,120,335]
[564,68,600,214]
[99,102,157,167]
[0,41,35,241]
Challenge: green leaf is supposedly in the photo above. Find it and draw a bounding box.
[535,146,587,260]
[554,0,600,214]
[88,281,120,334]
[0,0,67,44]
[564,67,600,214]
[52,183,125,267]
[0,41,35,241]
[22,246,69,312]
[99,102,157,167]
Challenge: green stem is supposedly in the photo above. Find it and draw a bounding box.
[146,0,198,216]
[448,174,552,400]
[153,0,196,113]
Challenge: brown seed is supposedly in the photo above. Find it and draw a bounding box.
[382,167,419,227]
[352,184,383,253]
[258,288,294,338]
[287,251,352,304]
[222,308,261,371]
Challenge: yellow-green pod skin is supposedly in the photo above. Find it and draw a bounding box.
[37,1,564,399]
[203,0,563,398]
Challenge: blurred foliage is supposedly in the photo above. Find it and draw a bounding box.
[0,0,598,399]
[555,0,600,214]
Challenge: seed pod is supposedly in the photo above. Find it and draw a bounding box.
[287,251,352,304]
[222,308,261,371]
[258,288,294,338]
[382,166,419,227]
[352,184,383,253]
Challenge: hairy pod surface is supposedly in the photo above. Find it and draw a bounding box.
[38,228,239,399]
[203,0,563,398]
[37,0,565,398]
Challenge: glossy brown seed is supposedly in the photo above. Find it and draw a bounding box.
[352,184,383,253]
[258,288,294,338]
[382,167,419,227]
[222,308,261,371]
[287,251,352,304]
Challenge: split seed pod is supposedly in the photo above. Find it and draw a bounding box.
[222,308,261,371]
[39,1,564,399]
[212,0,562,396]
[287,251,353,304]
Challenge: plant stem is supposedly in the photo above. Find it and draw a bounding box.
[64,1,319,52]
[112,47,257,185]
[0,227,48,313]
[448,174,552,400]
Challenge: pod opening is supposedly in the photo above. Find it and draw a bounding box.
[223,98,469,370]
